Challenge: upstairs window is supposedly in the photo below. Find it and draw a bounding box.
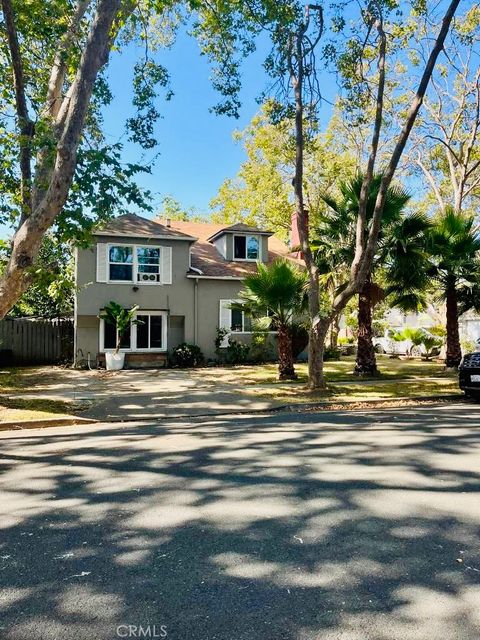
[234,235,260,260]
[136,247,161,283]
[109,246,133,281]
[103,244,170,284]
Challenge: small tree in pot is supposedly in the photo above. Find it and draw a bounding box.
[99,302,140,370]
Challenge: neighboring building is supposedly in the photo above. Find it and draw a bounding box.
[74,213,297,366]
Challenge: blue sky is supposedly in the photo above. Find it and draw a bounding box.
[102,27,275,218]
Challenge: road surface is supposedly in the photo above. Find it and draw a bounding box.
[0,403,479,639]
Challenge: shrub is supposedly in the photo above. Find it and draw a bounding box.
[214,327,229,359]
[226,338,250,364]
[323,347,342,361]
[170,343,204,368]
[250,330,274,363]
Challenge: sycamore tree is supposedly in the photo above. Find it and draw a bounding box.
[406,5,480,216]
[210,105,356,240]
[0,0,299,319]
[268,0,460,388]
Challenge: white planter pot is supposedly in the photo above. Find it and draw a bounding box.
[105,352,125,371]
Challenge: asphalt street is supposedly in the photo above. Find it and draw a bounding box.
[0,403,479,640]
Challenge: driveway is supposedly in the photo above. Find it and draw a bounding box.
[2,367,283,420]
[0,403,479,639]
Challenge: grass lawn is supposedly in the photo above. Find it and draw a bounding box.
[197,355,454,386]
[243,377,460,405]
[0,367,85,423]
[195,355,461,406]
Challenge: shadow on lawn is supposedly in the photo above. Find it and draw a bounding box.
[0,405,479,639]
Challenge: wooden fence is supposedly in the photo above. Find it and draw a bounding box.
[0,317,74,365]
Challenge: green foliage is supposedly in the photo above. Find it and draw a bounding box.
[323,347,342,361]
[237,258,308,330]
[170,342,204,367]
[428,208,480,312]
[210,107,357,240]
[98,302,140,354]
[214,327,229,358]
[249,330,274,363]
[157,195,204,222]
[1,235,74,317]
[400,327,427,346]
[422,334,443,359]
[225,338,250,365]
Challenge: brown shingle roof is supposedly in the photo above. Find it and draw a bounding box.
[166,220,301,278]
[207,222,273,241]
[94,213,196,240]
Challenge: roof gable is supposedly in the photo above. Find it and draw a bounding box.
[166,219,301,278]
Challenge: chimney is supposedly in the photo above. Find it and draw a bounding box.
[166,218,171,228]
[290,209,308,259]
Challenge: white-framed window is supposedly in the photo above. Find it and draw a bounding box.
[109,245,134,282]
[233,235,260,261]
[100,310,168,352]
[136,246,161,283]
[219,300,252,346]
[98,243,172,285]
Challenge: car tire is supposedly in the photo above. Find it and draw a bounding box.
[374,344,385,354]
[410,346,422,357]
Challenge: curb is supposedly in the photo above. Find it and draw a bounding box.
[76,393,466,422]
[0,416,98,431]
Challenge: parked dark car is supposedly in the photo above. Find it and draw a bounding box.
[459,350,480,398]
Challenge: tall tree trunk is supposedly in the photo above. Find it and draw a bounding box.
[0,0,125,319]
[330,314,340,350]
[277,325,296,380]
[289,22,325,389]
[355,277,378,376]
[445,280,462,368]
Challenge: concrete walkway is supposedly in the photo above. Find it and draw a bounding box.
[3,368,285,420]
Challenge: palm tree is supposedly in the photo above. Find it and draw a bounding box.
[427,209,480,368]
[315,174,413,375]
[236,259,308,380]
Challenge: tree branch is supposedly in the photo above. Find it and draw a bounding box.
[351,16,386,282]
[1,0,34,226]
[415,154,445,212]
[333,0,461,312]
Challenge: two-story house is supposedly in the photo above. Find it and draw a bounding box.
[74,213,297,367]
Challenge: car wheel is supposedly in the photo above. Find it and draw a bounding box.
[410,346,422,357]
[374,344,385,354]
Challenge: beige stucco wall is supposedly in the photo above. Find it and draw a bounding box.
[195,278,244,359]
[75,235,254,362]
[75,234,196,361]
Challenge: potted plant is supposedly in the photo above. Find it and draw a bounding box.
[99,302,140,370]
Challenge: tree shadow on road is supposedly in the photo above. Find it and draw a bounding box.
[0,404,479,639]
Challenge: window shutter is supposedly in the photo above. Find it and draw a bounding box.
[219,300,232,347]
[161,246,172,284]
[96,243,108,282]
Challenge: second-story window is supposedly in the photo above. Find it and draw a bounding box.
[136,247,161,283]
[109,246,133,281]
[234,235,259,260]
[107,244,165,284]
